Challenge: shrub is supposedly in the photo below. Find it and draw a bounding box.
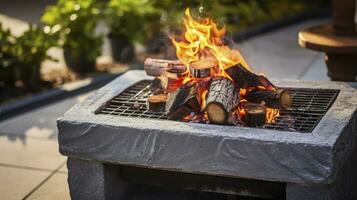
[105,0,159,43]
[12,25,59,89]
[0,23,58,90]
[0,23,16,87]
[41,0,103,64]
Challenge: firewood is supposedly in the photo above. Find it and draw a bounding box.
[243,103,267,127]
[165,82,200,120]
[189,57,217,78]
[224,64,277,90]
[224,63,260,88]
[205,77,240,124]
[159,72,184,93]
[190,67,211,78]
[245,89,292,109]
[147,94,168,113]
[150,78,165,94]
[144,58,186,76]
[258,75,277,90]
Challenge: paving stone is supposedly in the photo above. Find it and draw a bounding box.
[0,93,91,139]
[300,55,330,81]
[0,137,65,170]
[235,19,329,80]
[0,165,50,200]
[59,163,68,173]
[27,172,70,200]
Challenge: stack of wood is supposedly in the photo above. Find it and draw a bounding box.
[144,58,187,93]
[144,58,292,126]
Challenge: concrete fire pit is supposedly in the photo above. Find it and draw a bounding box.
[58,70,357,200]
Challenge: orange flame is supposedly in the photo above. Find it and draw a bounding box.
[171,8,250,72]
[170,8,280,124]
[266,107,280,123]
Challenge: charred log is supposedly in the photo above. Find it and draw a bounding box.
[224,64,277,90]
[144,58,186,76]
[147,94,168,113]
[189,58,217,78]
[159,72,185,93]
[245,89,292,109]
[165,82,200,120]
[190,67,211,78]
[205,77,240,124]
[258,75,277,90]
[243,103,267,127]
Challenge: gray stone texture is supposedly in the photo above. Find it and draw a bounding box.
[58,71,357,188]
[67,158,129,200]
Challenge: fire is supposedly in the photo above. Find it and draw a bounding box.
[266,107,280,123]
[170,8,280,124]
[171,8,250,72]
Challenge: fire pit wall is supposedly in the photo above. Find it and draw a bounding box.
[58,70,357,200]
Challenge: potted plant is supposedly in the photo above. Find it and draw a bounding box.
[41,0,103,74]
[11,25,58,90]
[0,23,18,88]
[105,0,157,63]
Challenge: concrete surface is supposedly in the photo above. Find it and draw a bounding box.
[58,71,357,185]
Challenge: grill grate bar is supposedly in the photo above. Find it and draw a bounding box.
[96,80,339,133]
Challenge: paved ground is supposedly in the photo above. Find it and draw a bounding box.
[0,2,331,199]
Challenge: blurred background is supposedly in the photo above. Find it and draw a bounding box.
[0,0,331,105]
[0,0,336,199]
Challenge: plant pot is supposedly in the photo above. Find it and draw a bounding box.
[18,63,41,90]
[0,66,16,87]
[332,0,356,36]
[63,46,96,74]
[325,53,357,81]
[0,54,16,87]
[146,32,168,54]
[108,33,135,63]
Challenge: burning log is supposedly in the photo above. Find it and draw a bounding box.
[224,64,277,90]
[165,82,200,120]
[243,103,267,127]
[147,94,168,113]
[205,77,240,124]
[189,57,217,78]
[190,67,211,78]
[245,89,292,109]
[144,58,186,76]
[159,72,185,93]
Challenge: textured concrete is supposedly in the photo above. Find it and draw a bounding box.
[286,149,357,200]
[58,70,357,186]
[67,158,130,200]
[0,166,50,200]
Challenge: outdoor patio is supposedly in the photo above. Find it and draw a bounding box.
[1,0,353,200]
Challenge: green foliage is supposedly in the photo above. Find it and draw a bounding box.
[0,23,58,88]
[13,25,58,68]
[148,0,318,32]
[0,23,16,70]
[41,0,103,61]
[0,23,17,87]
[105,0,158,42]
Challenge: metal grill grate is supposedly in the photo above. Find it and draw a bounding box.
[96,80,339,133]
